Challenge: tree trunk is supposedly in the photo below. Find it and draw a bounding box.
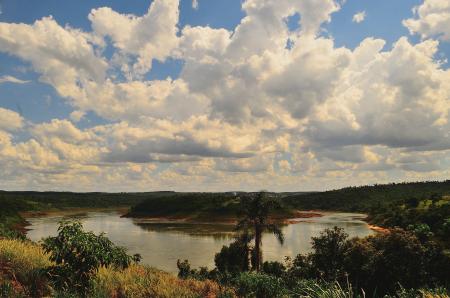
[244,242,250,271]
[254,225,262,272]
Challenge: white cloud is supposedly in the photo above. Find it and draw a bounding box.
[352,11,366,23]
[0,108,24,131]
[0,16,107,101]
[89,0,180,78]
[0,0,449,191]
[0,75,30,84]
[403,0,450,41]
[70,110,86,122]
[192,0,199,10]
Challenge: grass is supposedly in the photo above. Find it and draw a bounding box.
[92,265,225,298]
[0,238,227,298]
[0,238,53,297]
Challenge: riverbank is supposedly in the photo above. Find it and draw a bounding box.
[20,206,130,219]
[126,210,325,225]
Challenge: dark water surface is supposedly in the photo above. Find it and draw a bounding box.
[25,211,374,273]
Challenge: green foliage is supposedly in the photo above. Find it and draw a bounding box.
[291,280,356,298]
[0,191,154,211]
[0,281,17,298]
[42,220,141,293]
[0,223,26,240]
[232,272,287,298]
[176,259,211,281]
[283,180,450,212]
[262,261,286,278]
[130,192,243,219]
[370,197,450,244]
[443,218,450,237]
[215,237,251,274]
[309,227,349,281]
[280,228,450,296]
[407,223,433,241]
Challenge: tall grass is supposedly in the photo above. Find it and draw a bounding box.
[91,264,224,298]
[0,238,53,297]
[293,280,356,298]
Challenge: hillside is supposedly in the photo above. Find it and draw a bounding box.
[283,180,450,212]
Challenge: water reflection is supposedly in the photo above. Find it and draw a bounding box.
[134,222,236,240]
[25,211,373,273]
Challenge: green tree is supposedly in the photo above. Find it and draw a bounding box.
[215,233,253,273]
[309,226,349,281]
[235,192,284,272]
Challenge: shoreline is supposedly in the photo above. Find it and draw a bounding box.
[368,224,390,233]
[20,208,388,235]
[126,210,325,225]
[20,206,130,218]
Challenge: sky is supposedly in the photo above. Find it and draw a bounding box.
[0,0,449,192]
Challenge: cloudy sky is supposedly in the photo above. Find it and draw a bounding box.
[0,0,449,192]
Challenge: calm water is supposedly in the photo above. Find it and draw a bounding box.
[25,211,373,273]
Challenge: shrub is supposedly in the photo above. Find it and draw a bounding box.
[42,220,141,293]
[262,261,286,277]
[309,226,349,281]
[215,239,250,274]
[0,223,26,240]
[232,272,287,298]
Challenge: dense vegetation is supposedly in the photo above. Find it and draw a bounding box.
[283,180,450,212]
[126,180,450,218]
[176,194,450,297]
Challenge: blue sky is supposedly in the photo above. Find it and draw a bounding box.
[0,0,449,191]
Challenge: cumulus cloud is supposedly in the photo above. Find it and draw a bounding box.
[89,0,180,78]
[0,0,449,191]
[403,0,450,41]
[0,108,24,131]
[352,11,366,23]
[0,16,107,101]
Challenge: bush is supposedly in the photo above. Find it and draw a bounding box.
[232,272,287,298]
[42,220,141,293]
[0,224,26,240]
[262,261,286,277]
[215,239,250,274]
[281,227,450,296]
[176,259,211,281]
[309,226,349,281]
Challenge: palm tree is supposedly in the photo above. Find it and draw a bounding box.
[235,191,284,271]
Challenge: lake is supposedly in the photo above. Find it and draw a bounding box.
[25,210,374,273]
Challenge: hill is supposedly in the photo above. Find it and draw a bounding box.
[282,180,450,211]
